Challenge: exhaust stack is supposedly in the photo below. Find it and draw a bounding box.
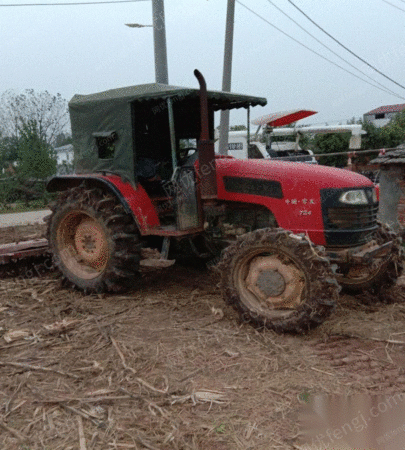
[194,69,217,200]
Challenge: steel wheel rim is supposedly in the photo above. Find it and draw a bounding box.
[233,247,307,319]
[56,210,109,280]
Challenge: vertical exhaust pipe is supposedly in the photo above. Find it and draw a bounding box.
[194,69,217,200]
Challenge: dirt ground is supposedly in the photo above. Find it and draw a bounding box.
[1,226,405,449]
[0,224,47,246]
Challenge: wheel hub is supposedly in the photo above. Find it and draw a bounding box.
[245,255,305,309]
[74,219,108,267]
[256,269,286,297]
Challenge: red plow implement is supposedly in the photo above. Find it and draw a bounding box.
[0,239,49,265]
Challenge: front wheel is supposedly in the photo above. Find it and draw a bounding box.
[217,228,340,334]
[335,224,404,294]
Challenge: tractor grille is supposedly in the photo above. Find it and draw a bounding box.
[326,204,378,230]
[320,187,379,247]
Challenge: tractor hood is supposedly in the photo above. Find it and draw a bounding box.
[215,157,373,193]
[217,157,373,199]
[214,157,376,246]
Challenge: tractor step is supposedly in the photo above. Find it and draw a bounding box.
[0,239,49,265]
[150,225,204,237]
[140,244,175,270]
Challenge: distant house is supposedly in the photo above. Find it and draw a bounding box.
[363,103,405,128]
[54,144,73,165]
[54,144,74,174]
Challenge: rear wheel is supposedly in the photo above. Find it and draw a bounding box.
[48,186,141,293]
[217,228,340,334]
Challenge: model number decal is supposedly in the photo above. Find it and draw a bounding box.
[285,198,315,205]
[299,210,312,216]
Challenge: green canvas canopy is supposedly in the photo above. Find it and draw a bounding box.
[69,82,267,183]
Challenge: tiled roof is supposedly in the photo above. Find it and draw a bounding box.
[365,103,405,115]
[371,145,405,165]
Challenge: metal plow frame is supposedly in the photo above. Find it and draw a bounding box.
[0,239,49,265]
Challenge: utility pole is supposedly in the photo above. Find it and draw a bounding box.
[152,0,169,84]
[218,0,235,155]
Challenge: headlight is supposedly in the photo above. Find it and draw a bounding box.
[339,190,368,205]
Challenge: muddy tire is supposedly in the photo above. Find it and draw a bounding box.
[336,224,404,295]
[217,228,340,334]
[47,186,141,293]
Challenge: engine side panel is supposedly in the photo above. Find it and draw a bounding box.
[216,172,326,245]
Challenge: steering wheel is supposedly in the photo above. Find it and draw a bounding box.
[178,147,197,164]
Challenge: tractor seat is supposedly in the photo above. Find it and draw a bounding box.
[136,157,168,197]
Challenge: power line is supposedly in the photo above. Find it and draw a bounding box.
[286,0,405,90]
[235,1,405,100]
[382,0,405,12]
[266,0,402,99]
[0,0,148,6]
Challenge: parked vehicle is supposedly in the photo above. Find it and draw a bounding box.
[215,110,366,164]
[45,71,402,333]
[214,130,317,163]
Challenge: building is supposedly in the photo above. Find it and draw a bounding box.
[54,144,74,174]
[363,103,405,128]
[54,144,73,165]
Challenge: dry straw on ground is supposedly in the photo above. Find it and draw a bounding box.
[1,236,405,448]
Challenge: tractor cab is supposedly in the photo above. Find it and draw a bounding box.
[65,72,266,234]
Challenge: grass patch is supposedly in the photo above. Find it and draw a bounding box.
[0,199,50,214]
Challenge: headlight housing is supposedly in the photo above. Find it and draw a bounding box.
[339,189,368,205]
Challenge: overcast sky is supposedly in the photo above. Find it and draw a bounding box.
[1,0,404,128]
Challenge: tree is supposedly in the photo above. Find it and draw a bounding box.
[379,110,405,148]
[54,132,73,148]
[361,110,405,150]
[17,120,57,180]
[0,121,57,206]
[346,116,360,125]
[360,121,385,150]
[0,89,69,147]
[230,124,247,131]
[0,133,19,172]
[312,133,351,167]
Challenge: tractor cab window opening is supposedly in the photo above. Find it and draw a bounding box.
[93,131,117,160]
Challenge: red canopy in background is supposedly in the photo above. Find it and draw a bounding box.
[251,109,317,127]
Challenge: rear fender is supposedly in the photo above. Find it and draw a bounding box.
[47,175,160,234]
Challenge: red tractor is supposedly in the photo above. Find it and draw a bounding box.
[46,71,402,333]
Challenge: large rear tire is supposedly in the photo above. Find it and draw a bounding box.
[48,186,141,293]
[336,224,404,294]
[217,228,340,334]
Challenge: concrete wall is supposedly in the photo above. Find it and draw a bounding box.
[378,166,404,231]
